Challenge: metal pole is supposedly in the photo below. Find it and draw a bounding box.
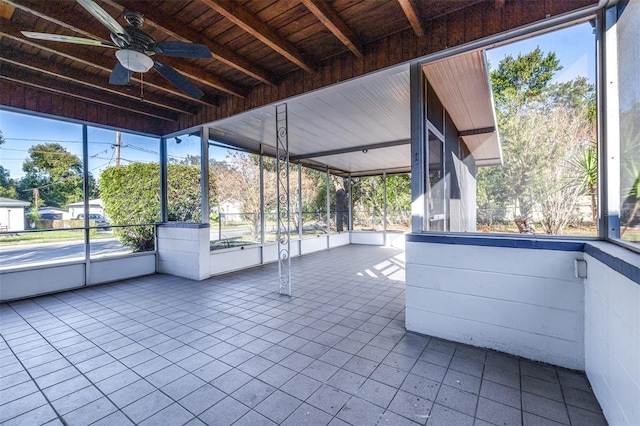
[298,163,303,241]
[160,137,168,223]
[260,145,265,246]
[201,127,210,225]
[82,125,90,285]
[326,168,330,247]
[383,172,387,245]
[276,104,291,296]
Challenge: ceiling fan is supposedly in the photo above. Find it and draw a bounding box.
[21,0,212,99]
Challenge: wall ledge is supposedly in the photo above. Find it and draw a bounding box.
[406,233,639,285]
[158,222,210,229]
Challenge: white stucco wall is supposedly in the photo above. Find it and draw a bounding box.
[405,239,586,369]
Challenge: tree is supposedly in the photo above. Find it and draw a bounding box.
[212,152,276,239]
[478,48,596,234]
[17,143,93,209]
[100,162,214,251]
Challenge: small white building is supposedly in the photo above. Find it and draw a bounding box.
[0,197,31,231]
[67,199,104,219]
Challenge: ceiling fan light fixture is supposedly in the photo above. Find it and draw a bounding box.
[115,49,153,73]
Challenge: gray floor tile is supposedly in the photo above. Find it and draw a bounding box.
[476,396,522,426]
[161,373,206,400]
[357,378,398,409]
[122,390,173,423]
[337,396,384,425]
[522,392,570,425]
[234,409,278,426]
[443,369,481,394]
[562,385,602,413]
[62,396,118,425]
[387,389,432,425]
[178,384,225,415]
[281,373,323,401]
[212,368,252,394]
[51,385,103,415]
[480,378,521,409]
[567,404,608,425]
[307,384,352,416]
[108,379,156,408]
[258,364,297,388]
[231,378,276,408]
[400,374,441,402]
[371,364,410,388]
[301,360,340,382]
[426,403,474,426]
[522,375,563,401]
[255,390,302,424]
[483,364,521,389]
[411,360,447,382]
[0,392,49,424]
[282,402,333,426]
[42,374,93,401]
[342,355,379,377]
[199,396,250,426]
[434,384,478,416]
[139,402,194,426]
[327,369,367,394]
[1,403,58,426]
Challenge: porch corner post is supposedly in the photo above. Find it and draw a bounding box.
[201,127,210,225]
[160,137,168,223]
[82,124,90,285]
[410,62,426,233]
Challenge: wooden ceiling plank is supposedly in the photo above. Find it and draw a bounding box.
[1,45,198,115]
[0,17,219,108]
[7,0,245,98]
[0,64,178,122]
[199,0,315,73]
[300,0,363,57]
[397,0,424,37]
[107,0,277,86]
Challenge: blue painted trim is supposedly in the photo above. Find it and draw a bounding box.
[405,233,639,285]
[584,243,640,285]
[405,233,585,251]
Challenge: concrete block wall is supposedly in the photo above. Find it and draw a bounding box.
[584,244,639,426]
[157,223,210,281]
[405,236,586,370]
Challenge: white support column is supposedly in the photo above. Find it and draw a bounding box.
[383,171,387,245]
[326,168,330,248]
[200,127,210,225]
[410,62,426,232]
[276,103,291,296]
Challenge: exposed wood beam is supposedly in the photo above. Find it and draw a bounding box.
[0,17,219,108]
[108,0,277,86]
[6,0,246,98]
[199,0,315,73]
[397,0,424,37]
[1,45,196,116]
[0,64,178,122]
[299,0,363,58]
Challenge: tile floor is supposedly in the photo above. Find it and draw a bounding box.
[0,245,607,425]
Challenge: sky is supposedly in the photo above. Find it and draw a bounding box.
[0,22,595,183]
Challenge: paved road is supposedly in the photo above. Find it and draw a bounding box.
[1,227,255,269]
[0,238,131,268]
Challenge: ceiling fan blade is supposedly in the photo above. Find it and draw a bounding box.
[76,0,130,42]
[153,60,204,99]
[153,42,213,59]
[21,32,116,48]
[109,62,133,85]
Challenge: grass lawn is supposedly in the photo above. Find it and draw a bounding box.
[0,230,114,246]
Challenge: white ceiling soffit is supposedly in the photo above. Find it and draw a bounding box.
[422,51,503,167]
[207,65,411,173]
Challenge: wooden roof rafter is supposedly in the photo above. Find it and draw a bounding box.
[299,0,364,58]
[105,0,277,86]
[397,0,424,37]
[198,0,316,73]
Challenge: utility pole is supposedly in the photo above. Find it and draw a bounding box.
[115,131,121,166]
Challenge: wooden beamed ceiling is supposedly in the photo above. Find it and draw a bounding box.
[0,0,597,136]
